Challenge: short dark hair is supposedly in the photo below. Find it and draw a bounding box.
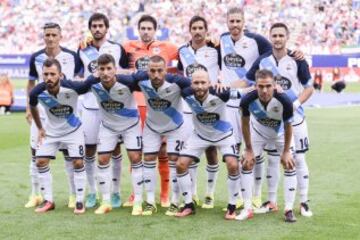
[88,13,109,29]
[255,69,274,81]
[189,15,208,31]
[227,7,244,18]
[270,22,289,35]
[43,22,61,32]
[97,53,115,66]
[138,15,157,30]
[149,55,165,64]
[43,58,62,73]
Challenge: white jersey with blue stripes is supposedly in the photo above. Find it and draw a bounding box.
[136,74,191,134]
[182,87,241,142]
[240,90,294,138]
[88,74,140,132]
[220,31,272,107]
[246,51,312,124]
[77,40,129,109]
[29,80,90,137]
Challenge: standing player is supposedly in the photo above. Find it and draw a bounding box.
[246,23,314,217]
[29,59,89,214]
[132,55,192,216]
[123,15,179,207]
[77,13,129,209]
[25,22,81,209]
[177,15,221,208]
[237,69,297,223]
[175,70,241,219]
[81,54,144,215]
[220,7,272,207]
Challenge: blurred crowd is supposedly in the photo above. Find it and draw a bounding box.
[1,0,359,55]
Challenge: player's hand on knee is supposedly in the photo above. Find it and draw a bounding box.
[281,150,295,170]
[241,149,255,170]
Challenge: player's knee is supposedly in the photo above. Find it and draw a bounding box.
[168,154,178,162]
[113,144,121,156]
[73,159,84,169]
[176,158,188,174]
[36,158,49,168]
[85,145,96,157]
[226,158,239,175]
[242,161,254,171]
[98,155,110,165]
[128,151,142,164]
[205,146,218,164]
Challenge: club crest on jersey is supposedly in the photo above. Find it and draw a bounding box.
[209,100,217,106]
[148,98,171,111]
[135,57,150,71]
[271,106,279,113]
[165,88,171,94]
[101,100,124,112]
[88,60,98,73]
[196,112,220,125]
[223,53,245,69]
[274,75,292,90]
[117,89,123,95]
[185,63,207,77]
[65,93,70,99]
[152,47,160,54]
[49,105,73,118]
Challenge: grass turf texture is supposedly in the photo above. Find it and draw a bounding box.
[0,107,359,240]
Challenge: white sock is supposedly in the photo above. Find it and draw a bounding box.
[131,162,143,204]
[253,155,265,198]
[295,153,309,203]
[74,166,86,202]
[64,159,76,195]
[97,163,111,202]
[85,156,97,194]
[241,169,253,210]
[206,163,219,197]
[267,153,280,203]
[38,165,53,202]
[177,171,192,204]
[143,160,157,204]
[111,154,123,194]
[189,162,198,197]
[228,174,241,205]
[30,157,40,195]
[284,170,297,210]
[169,161,180,205]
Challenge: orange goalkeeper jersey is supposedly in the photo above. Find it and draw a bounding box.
[123,40,178,106]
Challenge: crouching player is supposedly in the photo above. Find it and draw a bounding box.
[29,59,89,214]
[237,69,297,222]
[175,70,241,219]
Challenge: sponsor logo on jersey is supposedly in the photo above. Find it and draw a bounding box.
[223,53,245,68]
[49,105,73,118]
[274,74,292,90]
[258,118,281,128]
[88,60,98,73]
[135,57,150,71]
[101,100,124,112]
[148,98,171,111]
[196,112,220,125]
[185,63,208,77]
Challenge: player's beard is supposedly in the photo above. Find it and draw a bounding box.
[46,78,60,91]
[93,31,106,41]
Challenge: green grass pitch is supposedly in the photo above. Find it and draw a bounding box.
[0,107,359,240]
